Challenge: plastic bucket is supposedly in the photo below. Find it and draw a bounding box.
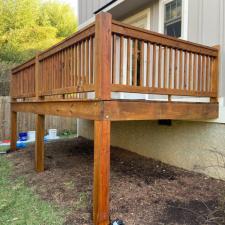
[19,132,28,141]
[28,131,36,141]
[48,129,57,139]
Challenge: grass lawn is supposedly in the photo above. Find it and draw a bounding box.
[0,146,10,152]
[0,156,64,225]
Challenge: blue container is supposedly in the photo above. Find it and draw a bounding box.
[16,142,27,149]
[19,132,28,141]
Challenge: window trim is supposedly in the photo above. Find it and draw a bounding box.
[159,0,188,40]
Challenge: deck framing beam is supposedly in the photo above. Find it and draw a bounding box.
[11,100,104,120]
[11,100,218,121]
[102,101,219,121]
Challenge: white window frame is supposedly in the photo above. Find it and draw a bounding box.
[158,0,188,40]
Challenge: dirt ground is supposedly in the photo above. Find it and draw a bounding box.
[6,137,225,225]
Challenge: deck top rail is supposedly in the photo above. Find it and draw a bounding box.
[11,12,219,102]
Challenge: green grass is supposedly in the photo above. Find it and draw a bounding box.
[0,156,64,225]
[59,130,77,139]
[0,146,10,153]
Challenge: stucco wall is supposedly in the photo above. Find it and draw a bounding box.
[78,119,225,180]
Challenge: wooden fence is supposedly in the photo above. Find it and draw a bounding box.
[0,96,77,140]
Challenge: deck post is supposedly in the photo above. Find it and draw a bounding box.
[95,12,112,100]
[35,114,45,172]
[10,110,17,151]
[93,120,111,225]
[210,45,220,103]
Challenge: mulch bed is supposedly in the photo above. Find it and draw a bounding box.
[6,137,225,225]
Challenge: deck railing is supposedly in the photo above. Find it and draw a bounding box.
[11,12,219,102]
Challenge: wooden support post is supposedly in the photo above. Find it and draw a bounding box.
[95,12,112,100]
[93,120,111,225]
[35,114,45,172]
[35,54,44,101]
[10,110,17,151]
[210,45,220,103]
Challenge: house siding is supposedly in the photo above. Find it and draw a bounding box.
[187,0,225,97]
[78,0,112,24]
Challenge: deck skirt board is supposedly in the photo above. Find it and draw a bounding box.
[11,100,218,121]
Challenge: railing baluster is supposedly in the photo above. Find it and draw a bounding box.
[205,56,209,92]
[179,50,183,90]
[198,54,201,92]
[184,51,187,90]
[164,46,168,88]
[77,44,80,85]
[169,48,172,89]
[112,34,117,84]
[133,39,138,86]
[127,38,131,85]
[86,38,89,84]
[140,41,144,86]
[193,54,197,91]
[82,40,85,85]
[146,42,150,87]
[120,36,124,85]
[202,55,205,92]
[152,43,156,88]
[174,49,178,89]
[158,45,162,88]
[188,52,193,91]
[90,37,93,84]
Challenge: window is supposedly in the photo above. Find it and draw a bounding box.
[164,0,182,38]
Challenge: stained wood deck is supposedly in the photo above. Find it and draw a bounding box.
[10,12,220,225]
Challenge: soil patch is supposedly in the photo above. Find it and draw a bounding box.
[6,137,225,225]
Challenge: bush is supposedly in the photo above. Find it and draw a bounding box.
[0,60,16,82]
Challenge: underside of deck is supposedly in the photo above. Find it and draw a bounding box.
[11,99,218,121]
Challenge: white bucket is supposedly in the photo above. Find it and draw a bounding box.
[48,129,57,139]
[28,131,36,141]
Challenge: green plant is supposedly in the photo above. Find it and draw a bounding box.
[0,0,77,64]
[0,156,64,225]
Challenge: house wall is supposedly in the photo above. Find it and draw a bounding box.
[78,0,112,24]
[187,0,225,98]
[77,0,225,180]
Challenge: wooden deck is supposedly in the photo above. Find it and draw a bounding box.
[10,12,219,225]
